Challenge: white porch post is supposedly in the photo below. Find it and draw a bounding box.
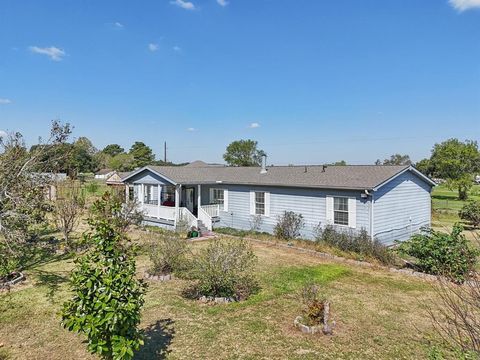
[197,184,201,210]
[174,184,181,225]
[157,184,162,219]
[125,185,129,203]
[140,184,144,205]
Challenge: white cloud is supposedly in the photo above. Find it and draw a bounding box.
[217,0,229,6]
[186,127,196,132]
[148,43,159,52]
[173,45,182,52]
[449,0,480,11]
[0,130,7,139]
[0,98,12,104]
[170,0,195,10]
[29,46,66,61]
[249,122,260,128]
[114,22,124,28]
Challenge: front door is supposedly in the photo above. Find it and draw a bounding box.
[186,188,194,213]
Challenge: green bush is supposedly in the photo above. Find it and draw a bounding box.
[274,211,304,240]
[397,225,478,282]
[148,235,188,275]
[459,200,480,228]
[315,225,397,265]
[61,193,147,360]
[188,239,259,300]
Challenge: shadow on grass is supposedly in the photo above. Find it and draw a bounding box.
[134,319,175,360]
[32,269,69,303]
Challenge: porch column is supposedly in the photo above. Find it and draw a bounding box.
[125,184,129,203]
[174,184,181,224]
[197,184,201,210]
[157,184,162,218]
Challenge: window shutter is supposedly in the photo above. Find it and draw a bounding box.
[209,188,214,204]
[264,192,270,217]
[326,196,334,224]
[348,197,356,228]
[249,191,255,215]
[223,189,229,212]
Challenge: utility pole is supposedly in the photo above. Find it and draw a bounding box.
[164,141,167,163]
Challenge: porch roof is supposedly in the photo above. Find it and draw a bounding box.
[122,164,435,191]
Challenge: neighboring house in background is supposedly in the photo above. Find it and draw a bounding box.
[34,172,68,201]
[94,169,115,179]
[121,159,435,245]
[105,171,131,187]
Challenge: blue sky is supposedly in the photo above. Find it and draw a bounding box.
[0,0,479,165]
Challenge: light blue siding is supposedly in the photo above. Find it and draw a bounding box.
[373,171,432,245]
[128,170,174,186]
[203,184,371,239]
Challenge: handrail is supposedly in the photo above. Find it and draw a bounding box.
[201,204,220,217]
[179,207,197,228]
[198,206,213,231]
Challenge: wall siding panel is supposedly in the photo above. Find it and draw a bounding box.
[373,171,432,245]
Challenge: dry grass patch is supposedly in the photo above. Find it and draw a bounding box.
[0,238,456,359]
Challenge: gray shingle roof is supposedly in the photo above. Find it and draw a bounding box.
[126,164,425,190]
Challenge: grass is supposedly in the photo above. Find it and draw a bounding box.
[0,235,458,360]
[431,183,480,245]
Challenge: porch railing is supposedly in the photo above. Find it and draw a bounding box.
[198,206,212,231]
[201,204,220,218]
[179,207,197,228]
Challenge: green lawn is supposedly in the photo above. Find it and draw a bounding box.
[0,236,456,360]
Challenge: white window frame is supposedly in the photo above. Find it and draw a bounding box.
[250,190,270,217]
[333,197,349,226]
[326,195,356,228]
[210,188,228,211]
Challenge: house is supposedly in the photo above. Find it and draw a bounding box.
[121,159,435,245]
[94,169,115,179]
[105,171,131,187]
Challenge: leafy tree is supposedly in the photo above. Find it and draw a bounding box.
[102,144,125,157]
[415,158,433,176]
[129,142,155,168]
[459,201,480,229]
[108,153,136,171]
[223,139,265,167]
[62,193,147,360]
[429,139,480,200]
[0,121,72,276]
[376,154,411,166]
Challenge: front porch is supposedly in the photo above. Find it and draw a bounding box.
[127,183,220,231]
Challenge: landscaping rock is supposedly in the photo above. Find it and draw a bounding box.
[144,271,173,281]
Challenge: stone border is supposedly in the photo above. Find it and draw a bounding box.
[198,295,236,304]
[0,272,26,291]
[294,301,335,335]
[144,271,173,281]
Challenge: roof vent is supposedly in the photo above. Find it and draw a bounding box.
[260,154,268,174]
[304,166,308,173]
[322,165,328,172]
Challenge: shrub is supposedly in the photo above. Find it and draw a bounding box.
[315,225,396,265]
[274,211,304,240]
[459,200,480,228]
[61,193,147,360]
[189,239,259,300]
[298,282,326,326]
[397,225,478,282]
[148,235,188,275]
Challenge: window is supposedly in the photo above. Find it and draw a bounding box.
[161,186,175,206]
[333,197,349,226]
[255,191,265,215]
[211,189,224,206]
[144,185,158,205]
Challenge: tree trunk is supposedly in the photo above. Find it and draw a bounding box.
[459,186,468,201]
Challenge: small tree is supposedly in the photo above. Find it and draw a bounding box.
[53,180,85,248]
[61,193,147,360]
[397,225,478,282]
[459,200,480,229]
[274,211,304,240]
[298,282,326,326]
[249,214,263,232]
